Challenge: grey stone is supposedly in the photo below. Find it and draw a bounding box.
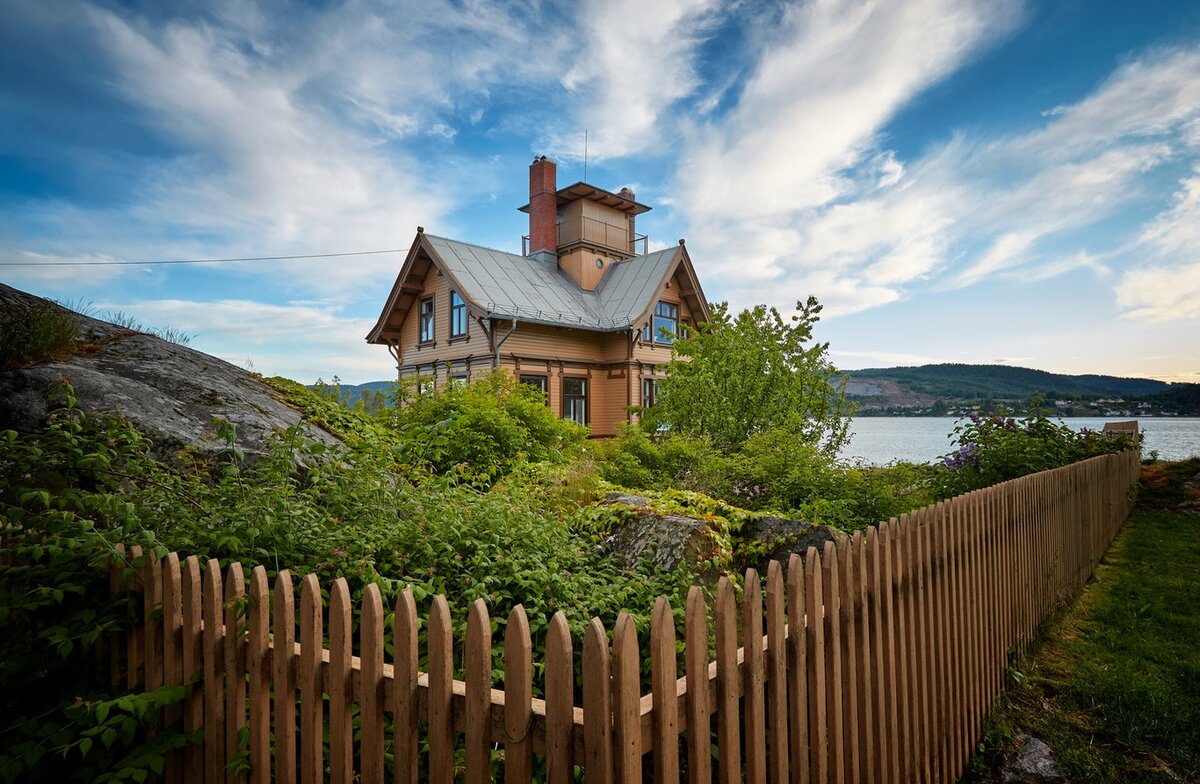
[602,511,711,572]
[0,284,339,461]
[1002,735,1062,783]
[749,515,836,577]
[599,493,836,576]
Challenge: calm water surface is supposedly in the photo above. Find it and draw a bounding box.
[840,417,1200,465]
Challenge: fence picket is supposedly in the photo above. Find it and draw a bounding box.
[247,566,270,784]
[685,586,712,784]
[466,598,493,784]
[161,553,183,784]
[298,573,323,784]
[715,576,741,784]
[394,589,419,784]
[224,563,247,784]
[786,554,809,784]
[838,536,860,783]
[202,560,225,784]
[766,560,789,784]
[651,597,681,784]
[328,579,353,784]
[428,595,455,784]
[584,617,614,783]
[272,571,297,784]
[612,612,642,784]
[180,556,204,779]
[804,546,827,783]
[546,612,575,784]
[853,531,875,784]
[504,605,534,783]
[360,585,385,784]
[743,569,767,784]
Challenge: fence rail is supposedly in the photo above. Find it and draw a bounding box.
[108,448,1140,783]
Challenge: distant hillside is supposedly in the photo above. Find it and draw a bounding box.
[846,363,1196,416]
[330,380,392,404]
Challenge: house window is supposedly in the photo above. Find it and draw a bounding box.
[419,297,435,343]
[642,301,679,344]
[450,291,468,338]
[642,378,658,407]
[450,374,468,389]
[519,374,548,397]
[563,377,587,425]
[417,378,435,397]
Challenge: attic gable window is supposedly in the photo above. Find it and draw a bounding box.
[419,297,435,343]
[450,291,468,338]
[642,301,679,344]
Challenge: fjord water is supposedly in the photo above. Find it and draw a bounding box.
[840,417,1200,465]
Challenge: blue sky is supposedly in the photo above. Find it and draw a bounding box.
[2,0,1199,385]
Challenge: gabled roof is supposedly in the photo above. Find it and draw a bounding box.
[366,232,710,343]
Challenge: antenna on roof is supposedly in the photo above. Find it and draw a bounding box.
[584,130,588,181]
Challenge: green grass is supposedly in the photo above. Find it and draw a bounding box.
[0,299,79,368]
[966,505,1200,782]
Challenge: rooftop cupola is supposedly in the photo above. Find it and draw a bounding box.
[519,156,651,291]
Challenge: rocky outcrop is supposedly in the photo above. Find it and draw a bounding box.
[0,284,339,460]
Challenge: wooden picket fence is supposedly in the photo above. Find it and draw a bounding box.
[107,447,1140,783]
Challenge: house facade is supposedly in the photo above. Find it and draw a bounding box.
[366,156,710,437]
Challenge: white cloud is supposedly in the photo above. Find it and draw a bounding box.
[671,34,1200,319]
[1114,166,1200,321]
[1115,260,1200,321]
[670,0,1023,310]
[552,0,719,161]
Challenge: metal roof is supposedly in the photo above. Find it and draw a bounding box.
[425,234,678,331]
[516,181,652,215]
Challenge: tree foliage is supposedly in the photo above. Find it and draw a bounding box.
[645,296,855,454]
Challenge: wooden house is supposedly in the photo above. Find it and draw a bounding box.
[366,156,710,437]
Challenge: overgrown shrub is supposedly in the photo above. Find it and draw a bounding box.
[0,298,78,368]
[595,424,934,530]
[932,403,1134,499]
[379,370,588,483]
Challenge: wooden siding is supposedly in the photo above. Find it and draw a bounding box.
[396,261,481,368]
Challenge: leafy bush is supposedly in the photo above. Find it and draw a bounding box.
[595,424,934,530]
[642,297,855,454]
[0,298,79,368]
[380,370,588,483]
[932,403,1134,499]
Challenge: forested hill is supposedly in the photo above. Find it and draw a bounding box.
[845,363,1199,415]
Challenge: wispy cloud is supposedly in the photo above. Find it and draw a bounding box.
[552,0,720,161]
[671,22,1200,319]
[101,298,390,383]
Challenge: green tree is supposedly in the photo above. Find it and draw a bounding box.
[645,296,855,454]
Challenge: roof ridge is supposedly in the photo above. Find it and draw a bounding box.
[424,233,532,261]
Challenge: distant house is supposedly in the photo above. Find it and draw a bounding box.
[366,156,710,436]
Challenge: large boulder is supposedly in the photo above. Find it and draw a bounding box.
[0,284,339,460]
[599,491,836,577]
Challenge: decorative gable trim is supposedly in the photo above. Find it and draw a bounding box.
[629,242,711,332]
[366,230,488,344]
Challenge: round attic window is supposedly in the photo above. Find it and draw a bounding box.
[595,258,604,269]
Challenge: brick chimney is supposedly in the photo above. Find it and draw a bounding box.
[528,156,557,263]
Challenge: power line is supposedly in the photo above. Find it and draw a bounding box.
[0,248,406,267]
